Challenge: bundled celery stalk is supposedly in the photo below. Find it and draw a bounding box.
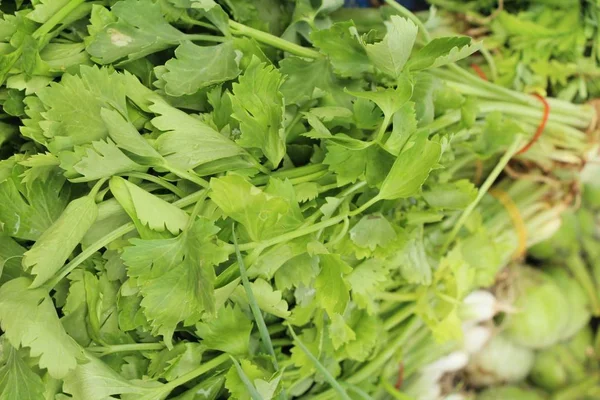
[0,1,598,399]
[426,0,600,102]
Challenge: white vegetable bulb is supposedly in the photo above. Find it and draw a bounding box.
[462,324,492,354]
[459,290,497,324]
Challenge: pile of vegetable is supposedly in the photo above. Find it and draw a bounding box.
[0,0,598,399]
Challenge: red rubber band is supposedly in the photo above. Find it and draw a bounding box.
[516,94,550,155]
[471,63,488,81]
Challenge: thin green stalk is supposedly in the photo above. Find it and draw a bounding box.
[45,222,135,289]
[229,20,321,59]
[479,46,498,82]
[381,379,413,400]
[230,357,264,400]
[566,253,600,316]
[383,304,416,331]
[161,353,230,394]
[124,172,186,198]
[86,342,165,356]
[165,165,209,188]
[288,170,329,185]
[441,136,522,253]
[236,195,381,252]
[33,0,85,39]
[376,292,418,303]
[89,178,108,199]
[252,163,328,185]
[288,327,352,400]
[185,34,226,42]
[233,225,279,371]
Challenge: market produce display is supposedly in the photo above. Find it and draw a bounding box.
[0,0,599,399]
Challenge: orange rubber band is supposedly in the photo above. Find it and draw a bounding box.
[473,159,484,185]
[395,362,405,389]
[516,94,550,155]
[489,188,527,259]
[471,63,488,81]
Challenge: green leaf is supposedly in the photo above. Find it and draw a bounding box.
[406,36,482,71]
[172,373,225,400]
[22,195,98,288]
[365,16,418,78]
[0,234,26,283]
[35,66,131,151]
[230,57,286,167]
[162,41,240,96]
[346,75,413,121]
[0,344,45,400]
[60,139,145,182]
[279,56,336,105]
[328,313,356,350]
[385,102,417,155]
[86,0,190,64]
[423,180,478,210]
[231,278,290,319]
[311,21,371,77]
[151,100,245,170]
[225,359,267,400]
[196,305,253,356]
[0,162,70,241]
[0,278,83,378]
[346,258,388,314]
[349,214,397,251]
[148,342,205,381]
[210,176,303,241]
[62,353,164,400]
[121,218,228,346]
[100,108,163,164]
[379,135,442,200]
[315,254,352,316]
[324,144,395,187]
[393,227,432,285]
[110,176,189,236]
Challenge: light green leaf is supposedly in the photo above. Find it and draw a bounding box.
[385,102,417,155]
[100,108,163,164]
[23,195,98,288]
[232,278,290,318]
[347,259,388,314]
[423,180,478,210]
[279,56,336,105]
[230,57,286,167]
[379,135,442,200]
[349,214,397,251]
[311,21,371,77]
[196,305,253,356]
[163,41,240,96]
[0,162,69,241]
[63,353,164,400]
[151,100,245,170]
[0,345,45,400]
[121,218,227,346]
[36,66,131,151]
[315,254,352,316]
[0,278,83,378]
[328,313,356,350]
[210,176,303,241]
[110,176,188,235]
[407,36,482,71]
[63,139,145,182]
[365,16,418,78]
[86,0,189,64]
[346,75,413,121]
